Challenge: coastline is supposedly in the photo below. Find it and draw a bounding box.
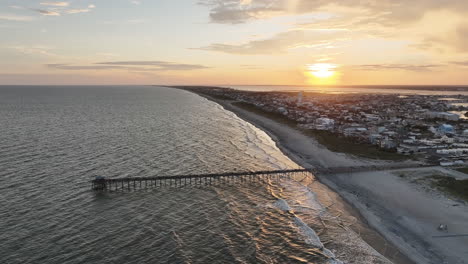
[174,87,416,264]
[174,86,468,264]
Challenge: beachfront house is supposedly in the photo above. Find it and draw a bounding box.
[427,112,460,121]
[438,124,455,135]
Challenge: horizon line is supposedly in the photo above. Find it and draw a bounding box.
[1,84,468,88]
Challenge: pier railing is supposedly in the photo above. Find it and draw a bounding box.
[91,169,312,191]
[91,163,431,191]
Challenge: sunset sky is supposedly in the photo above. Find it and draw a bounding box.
[1,0,468,85]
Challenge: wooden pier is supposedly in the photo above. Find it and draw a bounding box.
[91,169,312,191]
[91,163,431,191]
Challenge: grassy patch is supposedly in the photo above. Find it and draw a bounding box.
[303,130,407,161]
[204,93,233,101]
[233,101,407,161]
[232,102,296,125]
[430,175,468,201]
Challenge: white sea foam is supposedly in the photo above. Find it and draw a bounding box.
[293,216,324,249]
[273,198,292,211]
[274,197,343,263]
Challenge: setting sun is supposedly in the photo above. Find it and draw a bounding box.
[307,63,337,78]
[305,63,340,85]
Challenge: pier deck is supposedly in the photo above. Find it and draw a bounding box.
[91,163,430,191]
[91,169,311,191]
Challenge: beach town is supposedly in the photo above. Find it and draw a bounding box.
[188,86,468,166]
[3,0,468,264]
[173,86,468,264]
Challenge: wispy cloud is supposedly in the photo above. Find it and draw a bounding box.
[351,64,442,72]
[199,0,468,25]
[10,45,57,56]
[198,0,468,56]
[97,61,210,70]
[47,61,210,72]
[450,61,468,66]
[198,0,284,24]
[28,2,95,17]
[411,21,468,53]
[0,14,34,21]
[32,9,61,16]
[47,64,123,70]
[40,2,69,7]
[196,29,347,55]
[65,9,91,14]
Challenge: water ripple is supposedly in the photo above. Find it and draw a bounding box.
[0,86,387,264]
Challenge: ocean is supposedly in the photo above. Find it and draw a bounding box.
[0,86,386,264]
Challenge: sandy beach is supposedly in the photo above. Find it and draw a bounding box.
[177,88,468,264]
[325,167,468,264]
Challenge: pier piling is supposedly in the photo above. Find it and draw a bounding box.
[91,164,430,191]
[91,169,312,191]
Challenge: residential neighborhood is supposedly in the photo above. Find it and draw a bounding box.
[192,87,468,166]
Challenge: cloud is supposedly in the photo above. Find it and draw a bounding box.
[196,29,348,54]
[199,1,468,56]
[47,64,123,70]
[27,2,95,17]
[47,61,210,72]
[65,9,91,14]
[411,21,468,54]
[200,0,468,25]
[10,46,57,56]
[351,64,442,72]
[450,61,468,66]
[0,14,34,21]
[131,1,141,5]
[40,2,69,7]
[32,9,61,16]
[96,61,210,70]
[199,0,285,24]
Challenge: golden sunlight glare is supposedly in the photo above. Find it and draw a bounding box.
[307,63,337,78]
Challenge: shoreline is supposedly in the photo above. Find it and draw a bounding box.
[173,86,468,264]
[174,87,417,264]
[190,88,468,264]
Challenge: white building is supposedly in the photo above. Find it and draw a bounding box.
[426,112,460,121]
[297,91,303,105]
[436,148,468,155]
